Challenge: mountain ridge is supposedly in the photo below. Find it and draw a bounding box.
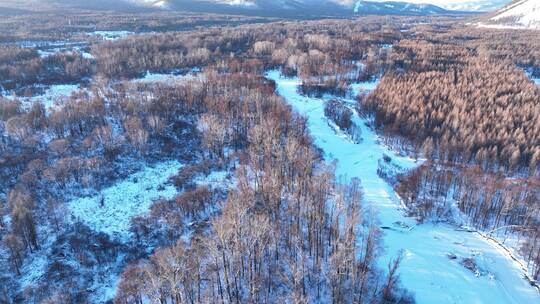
[480,0,540,29]
[0,0,475,17]
[136,0,460,16]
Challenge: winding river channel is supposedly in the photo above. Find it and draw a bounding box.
[266,70,540,304]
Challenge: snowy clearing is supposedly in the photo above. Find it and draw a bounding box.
[134,68,204,84]
[68,160,182,241]
[2,84,82,111]
[266,69,540,304]
[89,31,133,41]
[477,22,534,30]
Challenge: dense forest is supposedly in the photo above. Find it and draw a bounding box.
[0,8,540,303]
[364,58,540,171]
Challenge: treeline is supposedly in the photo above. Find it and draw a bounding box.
[460,28,540,77]
[0,17,405,93]
[363,57,540,172]
[0,10,275,42]
[92,17,406,81]
[0,46,92,90]
[397,162,540,281]
[115,72,412,304]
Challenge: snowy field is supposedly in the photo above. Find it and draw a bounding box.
[1,39,93,59]
[266,70,540,304]
[89,31,133,41]
[1,68,202,113]
[1,84,82,111]
[477,22,531,30]
[68,160,183,241]
[134,68,203,84]
[62,160,232,302]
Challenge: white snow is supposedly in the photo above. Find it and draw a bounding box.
[266,69,540,304]
[358,0,509,12]
[350,79,379,93]
[89,31,133,41]
[88,253,125,304]
[195,170,232,188]
[2,84,81,111]
[68,160,183,241]
[37,47,93,59]
[487,0,540,30]
[219,0,257,7]
[525,69,540,86]
[19,245,50,288]
[477,22,531,30]
[34,84,81,109]
[65,161,233,302]
[6,39,93,59]
[135,69,203,84]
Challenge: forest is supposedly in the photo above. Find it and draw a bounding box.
[0,8,539,304]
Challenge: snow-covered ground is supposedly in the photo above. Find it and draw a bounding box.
[63,160,232,302]
[1,40,93,59]
[525,69,540,86]
[490,0,540,30]
[533,76,540,86]
[266,70,540,304]
[68,160,183,241]
[478,0,540,30]
[16,160,185,302]
[477,22,531,30]
[2,84,82,111]
[134,68,203,84]
[89,31,133,41]
[38,48,93,59]
[350,79,379,94]
[1,68,202,114]
[33,41,93,59]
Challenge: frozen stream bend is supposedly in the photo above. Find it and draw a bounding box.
[266,70,540,304]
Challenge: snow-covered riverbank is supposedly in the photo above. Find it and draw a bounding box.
[266,70,540,304]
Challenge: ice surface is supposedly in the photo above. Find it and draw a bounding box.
[68,160,183,241]
[266,70,540,304]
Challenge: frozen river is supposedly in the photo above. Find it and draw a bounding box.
[266,70,540,304]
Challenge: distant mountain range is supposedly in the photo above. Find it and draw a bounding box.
[353,1,449,15]
[480,0,540,29]
[4,0,506,17]
[381,1,511,12]
[126,0,463,16]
